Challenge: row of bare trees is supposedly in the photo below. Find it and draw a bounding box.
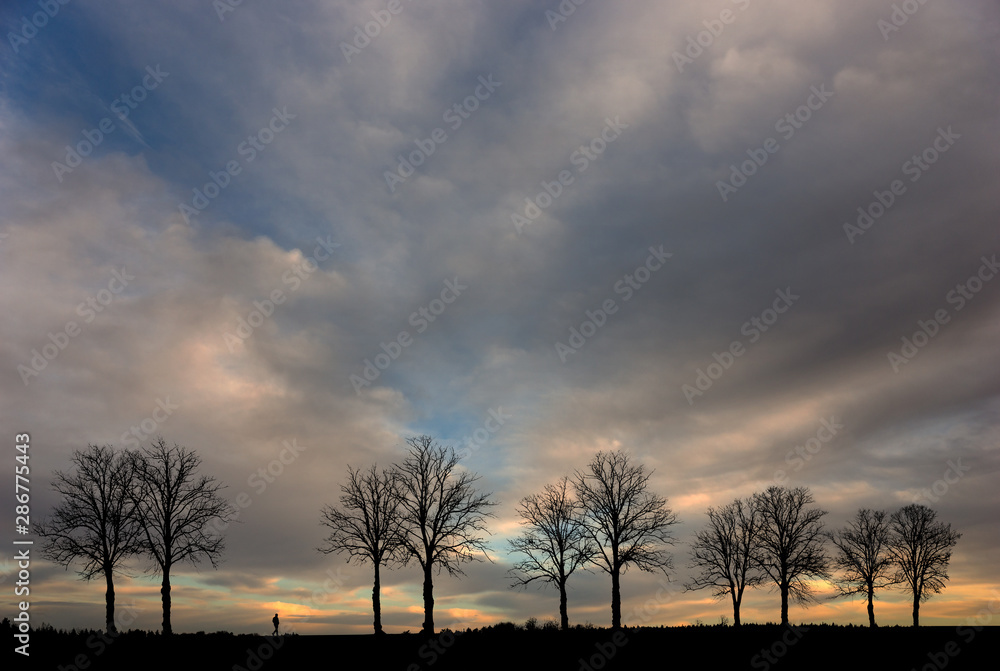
[322,446,962,634]
[319,436,497,636]
[37,439,235,635]
[686,486,961,627]
[43,437,959,636]
[506,452,678,631]
[831,505,961,627]
[322,445,679,635]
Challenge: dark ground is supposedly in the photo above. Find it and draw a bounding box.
[6,623,998,670]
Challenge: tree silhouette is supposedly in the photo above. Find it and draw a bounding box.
[130,438,235,635]
[319,464,406,636]
[752,486,831,625]
[507,476,596,630]
[829,508,898,627]
[887,504,961,626]
[394,436,497,635]
[36,445,142,634]
[572,450,679,629]
[686,496,763,626]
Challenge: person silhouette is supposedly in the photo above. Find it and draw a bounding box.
[272,613,279,636]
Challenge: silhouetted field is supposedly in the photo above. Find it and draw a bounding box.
[7,623,998,670]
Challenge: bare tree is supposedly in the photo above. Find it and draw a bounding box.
[130,438,235,635]
[887,504,961,626]
[319,464,406,636]
[685,497,763,626]
[394,436,497,635]
[752,486,831,625]
[507,477,597,630]
[572,450,679,629]
[36,445,143,634]
[829,508,898,627]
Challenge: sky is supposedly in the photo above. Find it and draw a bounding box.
[1,0,999,637]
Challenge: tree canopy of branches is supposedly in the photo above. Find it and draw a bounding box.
[572,450,679,629]
[507,476,596,630]
[685,496,763,626]
[394,436,497,635]
[829,508,898,627]
[752,486,831,625]
[887,504,961,626]
[36,445,142,633]
[130,438,235,635]
[319,464,406,635]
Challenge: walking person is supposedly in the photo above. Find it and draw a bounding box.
[272,613,279,636]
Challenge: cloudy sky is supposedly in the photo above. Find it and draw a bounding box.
[2,0,999,637]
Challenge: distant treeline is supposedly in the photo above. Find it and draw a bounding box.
[4,621,997,671]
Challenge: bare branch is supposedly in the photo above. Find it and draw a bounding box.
[131,440,235,571]
[829,508,899,598]
[508,477,596,590]
[319,463,406,566]
[395,436,497,574]
[573,451,678,575]
[36,444,143,577]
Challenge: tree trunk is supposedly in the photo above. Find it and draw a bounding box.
[780,584,789,626]
[732,591,741,627]
[161,567,173,636]
[559,579,569,631]
[611,567,621,629]
[105,568,117,634]
[373,562,383,636]
[867,587,876,628]
[422,563,435,635]
[912,594,920,627]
